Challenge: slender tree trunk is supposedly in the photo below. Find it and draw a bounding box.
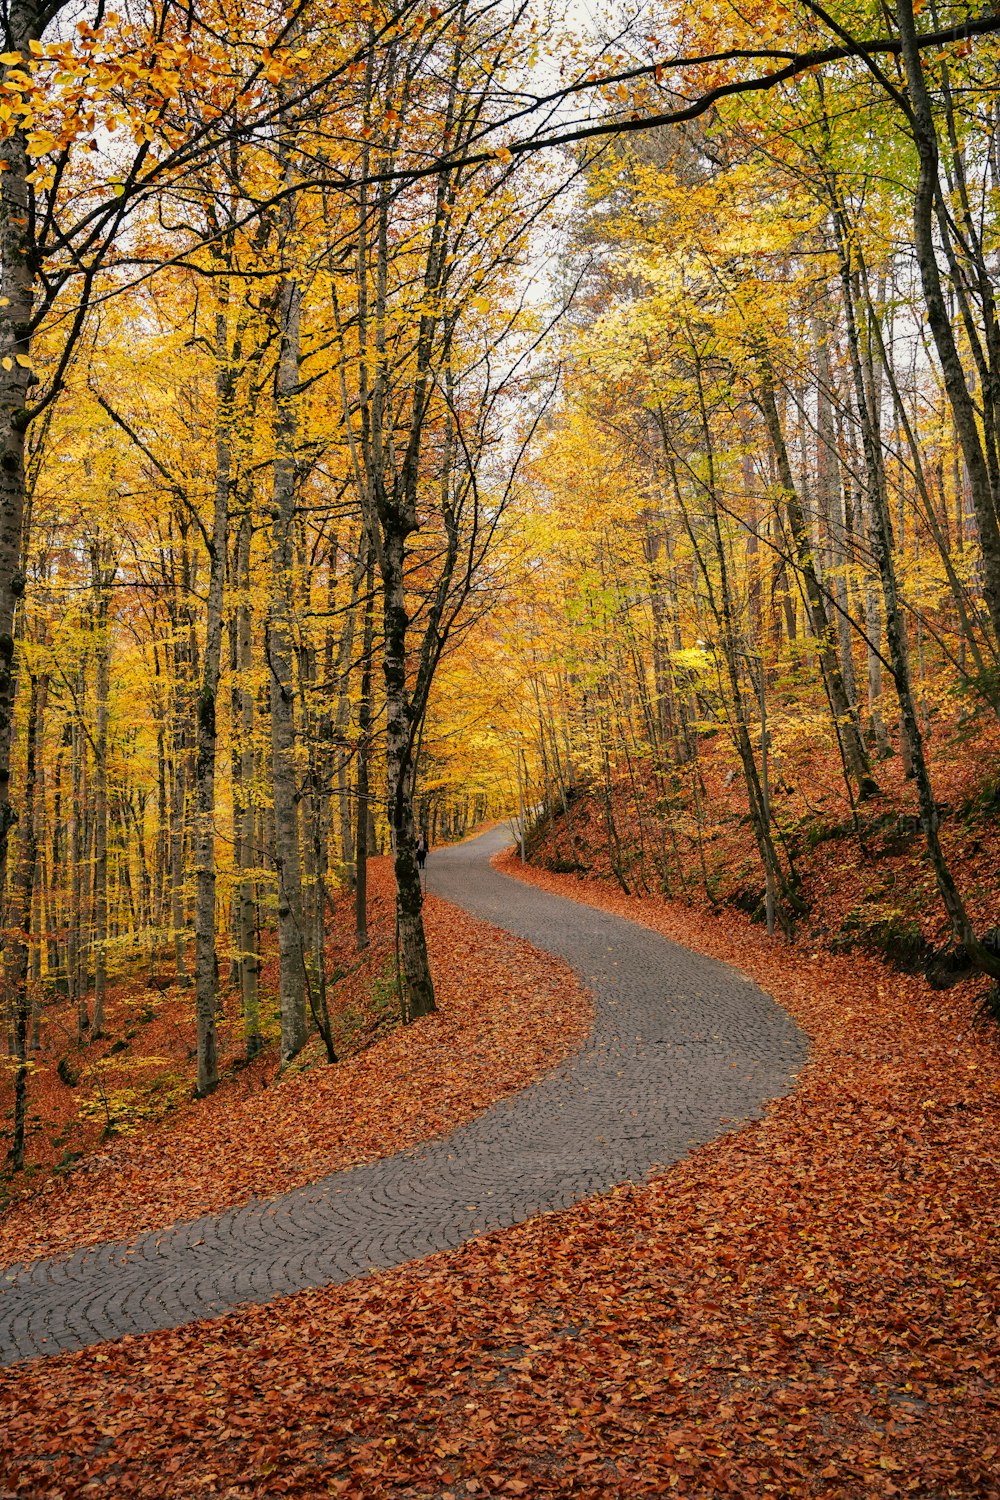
[194,291,234,1096]
[6,665,39,1169]
[152,685,168,949]
[91,549,113,1035]
[382,532,435,1019]
[269,209,308,1062]
[331,545,364,886]
[169,719,188,984]
[815,317,861,706]
[356,544,375,950]
[69,670,88,1040]
[228,607,242,989]
[231,507,260,1056]
[0,14,39,910]
[862,518,891,756]
[48,732,66,990]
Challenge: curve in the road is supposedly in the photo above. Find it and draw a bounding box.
[0,827,807,1366]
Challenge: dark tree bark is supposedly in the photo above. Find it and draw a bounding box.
[355,542,375,951]
[193,286,236,1097]
[5,663,40,1169]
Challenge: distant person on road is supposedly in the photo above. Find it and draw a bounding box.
[416,835,428,870]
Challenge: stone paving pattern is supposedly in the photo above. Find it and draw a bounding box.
[0,828,807,1365]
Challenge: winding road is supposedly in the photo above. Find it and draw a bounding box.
[0,828,807,1366]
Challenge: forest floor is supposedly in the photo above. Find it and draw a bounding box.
[0,858,590,1265]
[1,830,998,1495]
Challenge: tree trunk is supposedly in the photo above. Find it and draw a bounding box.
[382,531,435,1019]
[6,665,40,1169]
[69,671,87,1040]
[231,506,260,1057]
[269,263,307,1061]
[169,722,188,983]
[90,546,113,1035]
[815,316,861,707]
[193,292,234,1096]
[0,15,39,910]
[356,543,375,951]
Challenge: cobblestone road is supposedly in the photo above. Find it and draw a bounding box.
[0,828,807,1365]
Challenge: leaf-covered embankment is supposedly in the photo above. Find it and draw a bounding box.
[521,717,1000,987]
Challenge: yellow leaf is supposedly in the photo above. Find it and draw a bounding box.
[0,52,22,64]
[14,353,31,368]
[1,357,12,370]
